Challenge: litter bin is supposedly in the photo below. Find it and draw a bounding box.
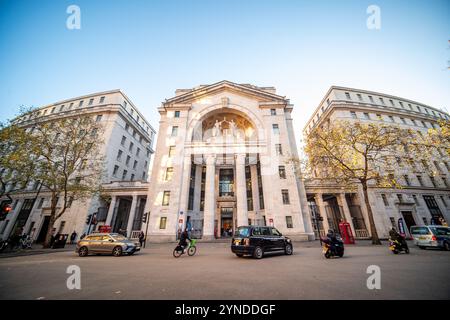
[52,234,69,249]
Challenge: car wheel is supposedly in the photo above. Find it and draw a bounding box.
[235,254,244,258]
[285,243,293,255]
[78,246,88,257]
[112,246,123,257]
[444,242,450,251]
[253,246,263,259]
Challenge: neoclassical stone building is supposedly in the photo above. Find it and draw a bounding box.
[144,81,314,241]
[303,86,450,239]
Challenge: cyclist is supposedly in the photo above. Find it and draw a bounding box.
[178,229,191,254]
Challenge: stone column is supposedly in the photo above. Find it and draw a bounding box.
[193,164,202,213]
[337,193,356,236]
[314,193,330,234]
[126,195,138,237]
[178,154,192,230]
[250,164,260,213]
[105,196,117,226]
[4,199,23,239]
[203,155,216,239]
[235,154,248,227]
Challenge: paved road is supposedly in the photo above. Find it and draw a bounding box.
[0,241,449,300]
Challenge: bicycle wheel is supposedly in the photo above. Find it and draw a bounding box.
[187,246,196,256]
[173,248,183,258]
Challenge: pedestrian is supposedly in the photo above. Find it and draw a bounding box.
[186,216,193,238]
[138,231,145,247]
[70,231,77,244]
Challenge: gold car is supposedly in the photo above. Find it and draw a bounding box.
[76,233,140,257]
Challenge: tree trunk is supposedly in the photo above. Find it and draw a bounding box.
[361,182,382,245]
[42,214,56,248]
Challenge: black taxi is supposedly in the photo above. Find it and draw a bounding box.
[231,226,293,259]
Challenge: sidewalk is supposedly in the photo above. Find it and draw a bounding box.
[0,244,76,259]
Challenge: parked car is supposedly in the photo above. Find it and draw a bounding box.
[76,233,140,257]
[410,225,450,250]
[231,226,293,259]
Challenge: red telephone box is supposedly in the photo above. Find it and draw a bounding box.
[99,225,111,233]
[339,221,355,244]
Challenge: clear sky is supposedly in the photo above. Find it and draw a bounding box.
[1,0,449,142]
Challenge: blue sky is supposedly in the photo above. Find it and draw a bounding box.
[0,0,449,138]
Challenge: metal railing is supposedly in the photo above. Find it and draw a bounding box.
[355,229,370,238]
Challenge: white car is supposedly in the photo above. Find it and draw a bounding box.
[410,225,450,250]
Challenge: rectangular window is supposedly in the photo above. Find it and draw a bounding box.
[275,144,283,156]
[272,124,280,134]
[129,142,134,152]
[388,116,394,122]
[363,112,370,120]
[116,150,123,161]
[417,175,424,187]
[376,114,382,120]
[440,196,448,208]
[125,155,131,166]
[270,109,276,116]
[37,198,45,209]
[389,99,395,106]
[113,165,119,176]
[121,136,126,146]
[78,101,84,107]
[379,98,385,105]
[159,217,167,229]
[125,123,130,131]
[345,92,351,99]
[399,102,404,108]
[133,160,138,170]
[136,148,140,157]
[429,176,437,188]
[168,146,175,157]
[356,94,363,101]
[397,194,404,203]
[404,175,410,186]
[282,189,290,204]
[130,174,135,181]
[89,98,94,105]
[174,111,180,118]
[381,194,389,206]
[165,167,174,181]
[171,126,178,137]
[99,96,105,103]
[400,117,406,124]
[162,191,170,206]
[122,170,128,180]
[286,216,293,228]
[95,115,102,122]
[279,166,286,179]
[368,96,374,103]
[350,111,357,119]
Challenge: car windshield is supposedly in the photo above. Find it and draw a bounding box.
[111,234,127,241]
[430,227,450,236]
[235,227,251,238]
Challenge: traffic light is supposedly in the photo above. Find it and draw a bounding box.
[0,203,12,221]
[142,212,148,223]
[85,214,92,225]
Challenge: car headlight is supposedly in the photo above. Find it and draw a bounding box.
[286,238,291,243]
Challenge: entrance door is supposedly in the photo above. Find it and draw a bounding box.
[36,216,51,243]
[112,199,132,233]
[220,207,233,237]
[401,211,416,234]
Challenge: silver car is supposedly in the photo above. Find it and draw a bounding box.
[76,233,140,257]
[410,225,450,250]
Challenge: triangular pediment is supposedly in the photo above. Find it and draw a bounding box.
[164,80,287,105]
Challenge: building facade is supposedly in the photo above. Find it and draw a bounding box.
[143,81,314,241]
[303,86,450,239]
[0,90,156,242]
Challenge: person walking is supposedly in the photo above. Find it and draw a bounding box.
[138,231,145,247]
[70,231,77,244]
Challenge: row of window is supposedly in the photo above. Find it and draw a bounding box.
[112,165,146,181]
[343,91,448,120]
[349,111,440,129]
[156,216,294,230]
[381,193,449,208]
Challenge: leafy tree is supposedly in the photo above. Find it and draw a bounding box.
[0,122,40,200]
[29,115,106,248]
[304,121,416,245]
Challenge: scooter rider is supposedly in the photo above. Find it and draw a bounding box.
[326,229,340,254]
[389,227,408,249]
[178,229,191,253]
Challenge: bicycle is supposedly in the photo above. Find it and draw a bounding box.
[173,239,197,258]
